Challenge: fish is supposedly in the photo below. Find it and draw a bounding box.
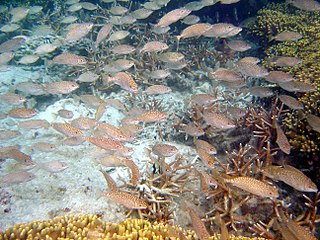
[181,124,205,138]
[57,109,74,119]
[19,55,39,65]
[10,7,29,22]
[0,130,21,140]
[148,69,171,79]
[155,8,191,27]
[95,23,113,48]
[157,52,185,63]
[51,123,83,137]
[272,31,303,41]
[262,165,317,192]
[80,2,98,10]
[196,148,216,169]
[18,119,50,129]
[85,137,124,150]
[121,158,140,186]
[95,122,132,142]
[34,43,57,55]
[139,41,169,53]
[67,3,82,12]
[50,53,87,65]
[16,82,46,95]
[143,85,172,95]
[0,23,20,33]
[190,94,216,107]
[152,143,178,157]
[0,171,35,186]
[102,190,148,209]
[130,8,154,20]
[288,0,320,11]
[198,171,218,196]
[279,81,316,93]
[107,30,130,42]
[224,176,279,198]
[188,208,210,240]
[110,44,136,55]
[95,101,107,121]
[105,72,138,93]
[65,23,93,42]
[306,114,320,133]
[185,1,206,11]
[208,68,243,82]
[44,81,79,94]
[135,110,168,123]
[267,56,302,67]
[275,123,291,154]
[177,23,213,41]
[181,15,200,25]
[202,111,235,130]
[30,142,56,152]
[203,23,242,38]
[63,136,86,146]
[235,61,269,78]
[219,0,240,4]
[278,95,304,110]
[0,52,15,65]
[0,93,26,105]
[226,40,251,52]
[194,139,217,155]
[249,86,273,98]
[71,116,96,130]
[0,148,33,165]
[79,95,105,108]
[265,71,294,83]
[7,108,37,118]
[61,16,78,24]
[40,160,68,173]
[0,37,26,53]
[109,5,128,15]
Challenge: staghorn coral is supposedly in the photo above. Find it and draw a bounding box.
[0,214,268,240]
[249,3,320,165]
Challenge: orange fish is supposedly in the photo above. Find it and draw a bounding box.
[135,110,168,123]
[106,72,138,93]
[85,136,124,150]
[0,93,26,105]
[188,208,210,240]
[51,52,87,65]
[44,81,79,94]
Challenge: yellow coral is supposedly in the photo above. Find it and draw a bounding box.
[0,215,267,240]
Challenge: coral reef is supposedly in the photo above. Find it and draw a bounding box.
[0,214,268,240]
[249,2,320,175]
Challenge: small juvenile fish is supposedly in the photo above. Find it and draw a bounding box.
[107,30,130,42]
[262,165,318,192]
[188,208,210,240]
[51,53,87,65]
[71,116,96,130]
[0,171,35,186]
[0,24,20,33]
[95,122,132,142]
[181,15,200,25]
[110,44,136,55]
[34,43,57,55]
[148,69,171,79]
[80,2,98,10]
[203,111,235,130]
[199,171,218,196]
[102,190,148,209]
[63,136,86,146]
[203,23,242,38]
[40,160,68,173]
[85,136,124,150]
[95,101,107,121]
[278,95,304,110]
[152,143,178,158]
[10,7,29,22]
[181,124,205,138]
[196,148,215,169]
[143,85,172,95]
[44,81,79,94]
[0,52,15,65]
[190,94,216,107]
[272,31,303,41]
[109,5,128,15]
[236,61,269,78]
[249,86,273,98]
[16,82,46,96]
[224,176,279,198]
[208,68,243,82]
[306,114,320,133]
[130,8,154,20]
[268,56,302,67]
[157,52,185,63]
[0,148,33,165]
[7,108,37,119]
[18,54,39,64]
[51,122,83,137]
